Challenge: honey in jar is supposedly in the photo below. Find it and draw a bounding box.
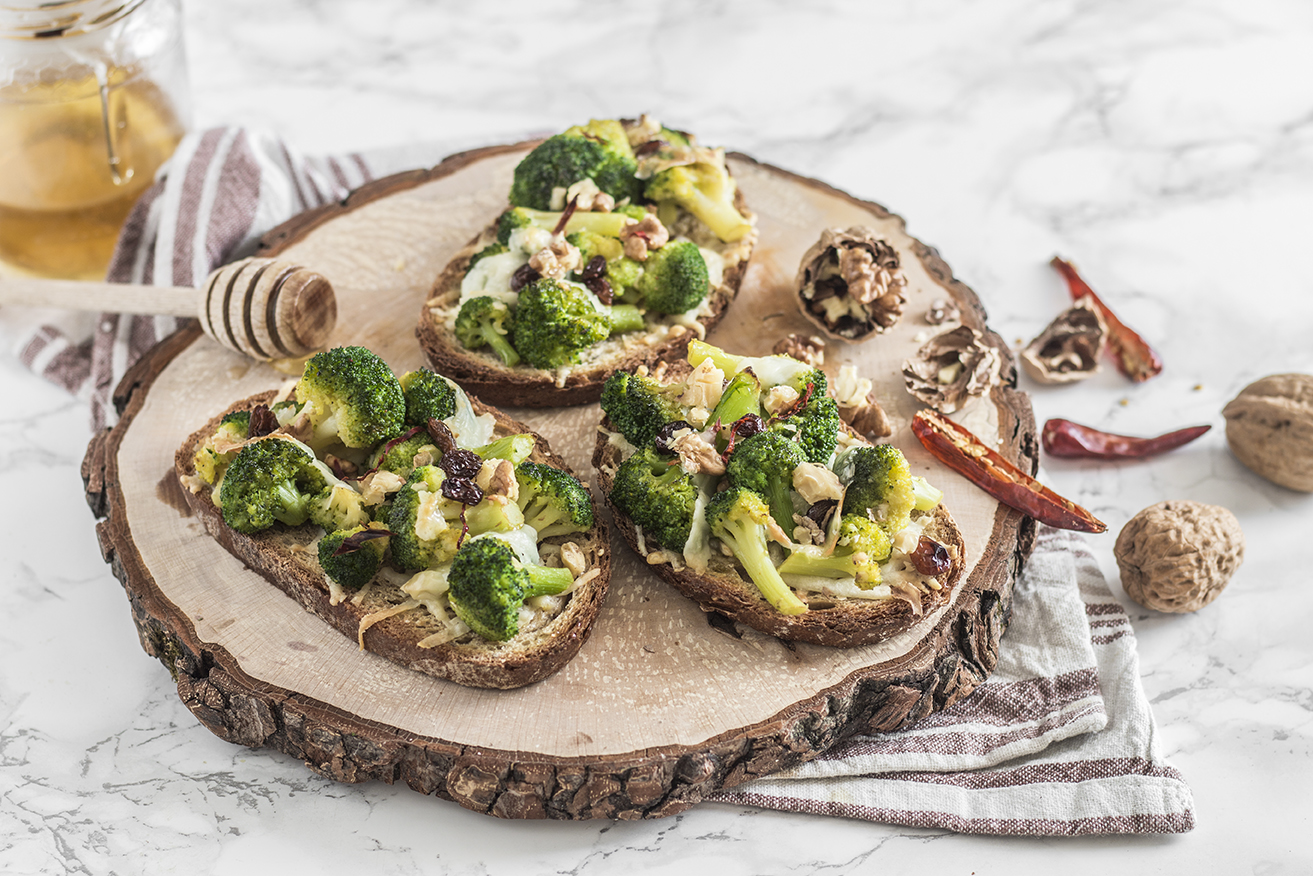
[0,0,190,280]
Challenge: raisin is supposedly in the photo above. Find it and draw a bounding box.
[510,263,541,292]
[442,476,484,506]
[440,448,483,479]
[426,418,457,455]
[654,420,694,454]
[909,536,951,576]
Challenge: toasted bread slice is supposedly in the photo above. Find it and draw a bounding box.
[591,359,965,648]
[176,390,610,689]
[417,199,755,408]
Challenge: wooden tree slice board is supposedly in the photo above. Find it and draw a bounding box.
[84,144,1038,820]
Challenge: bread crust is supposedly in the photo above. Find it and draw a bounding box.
[416,195,755,408]
[592,422,965,649]
[175,391,611,689]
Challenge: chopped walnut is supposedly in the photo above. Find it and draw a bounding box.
[555,178,615,213]
[625,114,663,148]
[475,458,519,506]
[840,393,893,440]
[528,236,582,280]
[792,462,844,504]
[276,409,314,445]
[926,298,960,325]
[358,469,406,506]
[772,333,826,367]
[559,542,588,577]
[678,357,725,420]
[323,454,358,479]
[617,214,669,262]
[670,428,725,476]
[764,385,800,416]
[792,513,825,546]
[796,227,907,341]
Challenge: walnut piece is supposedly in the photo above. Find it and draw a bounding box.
[1114,500,1244,613]
[902,325,1000,414]
[617,214,669,262]
[772,333,826,367]
[1222,373,1313,492]
[1020,295,1107,385]
[795,227,907,342]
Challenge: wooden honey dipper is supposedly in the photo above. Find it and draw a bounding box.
[0,257,337,361]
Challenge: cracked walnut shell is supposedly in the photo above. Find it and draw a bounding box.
[1020,295,1107,385]
[1114,500,1244,613]
[1222,373,1313,492]
[795,227,907,341]
[902,325,1000,414]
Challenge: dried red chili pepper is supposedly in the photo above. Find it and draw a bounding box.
[1050,256,1163,383]
[911,409,1107,533]
[1042,418,1210,461]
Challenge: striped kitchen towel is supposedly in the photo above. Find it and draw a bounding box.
[712,525,1195,835]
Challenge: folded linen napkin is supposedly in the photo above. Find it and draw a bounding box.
[712,525,1195,835]
[15,128,1193,834]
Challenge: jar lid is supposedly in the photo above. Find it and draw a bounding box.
[0,0,149,39]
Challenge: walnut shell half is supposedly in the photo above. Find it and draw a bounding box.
[1222,373,1313,492]
[795,227,907,342]
[902,325,1000,414]
[1114,500,1244,613]
[1020,295,1107,384]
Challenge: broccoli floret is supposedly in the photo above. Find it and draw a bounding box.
[709,369,763,433]
[912,476,943,511]
[368,429,437,476]
[474,433,535,464]
[398,368,457,426]
[777,514,890,588]
[785,366,828,399]
[387,465,461,572]
[447,535,574,642]
[193,410,250,485]
[296,346,406,449]
[509,119,642,210]
[725,429,805,533]
[464,494,525,537]
[771,390,839,465]
[600,369,685,448]
[219,437,326,534]
[834,444,916,535]
[454,296,520,367]
[510,278,611,369]
[609,446,698,552]
[705,486,807,615]
[516,461,594,538]
[467,242,509,272]
[644,161,752,243]
[496,207,535,245]
[317,524,389,591]
[309,481,371,532]
[634,240,709,314]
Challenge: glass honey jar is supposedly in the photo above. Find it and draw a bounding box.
[0,0,190,280]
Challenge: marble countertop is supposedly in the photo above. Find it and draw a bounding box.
[4,0,1312,872]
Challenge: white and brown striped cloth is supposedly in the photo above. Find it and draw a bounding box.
[13,128,1192,834]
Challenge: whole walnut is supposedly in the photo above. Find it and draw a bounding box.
[1222,373,1313,492]
[1114,500,1244,613]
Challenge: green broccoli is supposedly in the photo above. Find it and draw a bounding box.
[296,346,406,449]
[834,444,916,535]
[496,207,535,245]
[387,465,461,572]
[467,242,509,271]
[447,535,575,642]
[193,410,250,485]
[709,369,763,433]
[609,446,698,552]
[705,486,807,615]
[725,429,805,533]
[475,433,536,464]
[309,481,371,532]
[644,161,752,243]
[317,524,389,591]
[454,296,520,367]
[599,369,685,448]
[463,494,525,537]
[368,429,437,476]
[633,240,709,314]
[912,476,944,511]
[219,437,327,534]
[567,229,643,300]
[776,515,890,587]
[509,119,642,210]
[607,304,647,334]
[516,461,594,538]
[771,390,839,465]
[510,278,611,369]
[398,368,457,426]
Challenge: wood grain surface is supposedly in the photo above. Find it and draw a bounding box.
[84,143,1038,819]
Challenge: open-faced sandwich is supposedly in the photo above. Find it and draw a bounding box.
[593,340,965,647]
[175,346,609,689]
[417,115,757,407]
